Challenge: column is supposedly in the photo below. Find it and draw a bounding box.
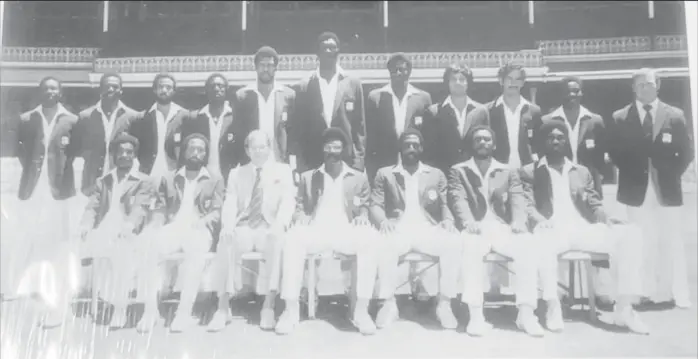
[648,1,657,50]
[100,1,110,48]
[241,1,247,54]
[382,1,388,52]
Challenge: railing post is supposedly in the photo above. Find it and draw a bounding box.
[382,1,389,52]
[241,0,247,54]
[648,1,656,50]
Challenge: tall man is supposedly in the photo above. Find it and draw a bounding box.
[79,133,155,329]
[486,63,542,168]
[139,134,224,333]
[10,77,81,328]
[275,128,380,336]
[608,68,694,308]
[370,129,461,331]
[521,121,650,334]
[366,53,432,182]
[69,73,138,196]
[234,46,296,165]
[129,73,186,177]
[449,125,543,337]
[422,63,489,175]
[209,130,295,332]
[289,32,366,173]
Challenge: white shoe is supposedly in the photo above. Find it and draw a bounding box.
[206,310,232,332]
[169,314,198,333]
[545,300,564,333]
[259,308,276,330]
[275,309,300,335]
[375,300,399,329]
[466,316,492,337]
[614,308,650,335]
[516,311,544,338]
[435,301,458,330]
[674,298,692,309]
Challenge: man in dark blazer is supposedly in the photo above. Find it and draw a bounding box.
[365,53,432,182]
[288,32,366,173]
[422,63,489,175]
[234,46,295,166]
[486,63,543,168]
[520,121,650,335]
[68,73,139,196]
[129,73,187,177]
[608,68,694,308]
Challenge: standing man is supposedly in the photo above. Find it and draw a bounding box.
[370,129,461,331]
[608,68,694,308]
[275,128,380,336]
[129,73,186,178]
[177,73,242,182]
[69,73,138,196]
[422,63,489,175]
[366,53,432,183]
[234,46,296,166]
[289,32,366,173]
[209,130,295,332]
[11,77,81,328]
[486,63,542,168]
[139,133,224,333]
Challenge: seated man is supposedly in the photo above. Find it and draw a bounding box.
[449,125,542,337]
[370,128,461,330]
[520,121,649,334]
[140,133,225,333]
[275,128,380,336]
[209,130,295,332]
[80,133,156,329]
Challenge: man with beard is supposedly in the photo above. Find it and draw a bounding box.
[138,133,224,333]
[422,63,489,176]
[607,68,694,308]
[8,76,81,328]
[69,73,139,196]
[449,125,542,337]
[521,121,650,335]
[234,46,295,165]
[275,128,380,336]
[129,73,186,178]
[208,130,295,332]
[79,133,155,329]
[370,128,461,331]
[177,73,241,182]
[366,53,432,183]
[486,63,543,168]
[289,32,366,174]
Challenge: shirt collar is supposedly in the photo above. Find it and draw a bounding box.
[175,166,212,182]
[636,99,660,113]
[33,103,70,121]
[315,65,345,81]
[109,165,142,183]
[391,159,429,176]
[200,101,233,120]
[96,100,126,118]
[441,96,472,110]
[149,102,183,118]
[463,158,508,177]
[495,95,530,109]
[537,156,578,172]
[549,105,593,121]
[379,84,419,100]
[319,162,351,180]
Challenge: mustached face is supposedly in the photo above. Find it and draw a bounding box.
[206,77,227,103]
[41,79,61,106]
[545,128,568,156]
[183,138,208,169]
[317,38,339,67]
[323,139,344,164]
[400,134,422,163]
[256,57,277,84]
[114,142,136,169]
[154,77,175,104]
[100,76,122,102]
[471,129,495,158]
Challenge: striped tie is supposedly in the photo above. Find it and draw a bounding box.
[247,167,265,229]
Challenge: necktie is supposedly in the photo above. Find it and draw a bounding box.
[642,104,653,138]
[247,167,265,229]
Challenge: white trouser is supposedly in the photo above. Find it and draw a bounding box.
[377,221,461,299]
[461,221,540,308]
[280,224,379,301]
[214,225,283,295]
[537,222,644,302]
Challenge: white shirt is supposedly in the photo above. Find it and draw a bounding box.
[443,96,472,137]
[149,102,183,177]
[548,105,593,162]
[316,66,344,127]
[539,157,586,226]
[496,96,530,168]
[379,84,419,138]
[251,86,283,150]
[200,102,233,179]
[392,162,429,225]
[96,101,127,174]
[101,166,139,226]
[312,165,350,227]
[30,104,70,202]
[463,158,508,223]
[636,98,660,126]
[172,167,211,225]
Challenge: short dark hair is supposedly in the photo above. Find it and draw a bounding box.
[560,76,582,91]
[387,53,412,72]
[317,31,340,48]
[322,127,348,148]
[443,63,474,90]
[99,73,123,90]
[465,125,496,147]
[39,76,62,91]
[254,46,279,66]
[400,128,424,145]
[152,73,177,90]
[205,73,228,89]
[539,120,569,139]
[497,63,526,82]
[109,133,140,157]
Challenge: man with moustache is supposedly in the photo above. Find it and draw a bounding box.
[10,77,81,328]
[366,53,432,183]
[176,73,241,182]
[370,129,461,331]
[449,125,543,337]
[234,46,295,166]
[69,73,139,196]
[208,130,295,332]
[608,68,694,308]
[486,63,543,168]
[289,32,366,173]
[275,128,380,336]
[138,133,224,333]
[79,133,155,329]
[129,73,186,178]
[422,63,489,176]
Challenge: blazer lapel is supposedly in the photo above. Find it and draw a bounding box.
[331,74,346,123]
[103,174,115,212]
[119,172,143,203]
[242,165,256,209]
[533,164,553,218]
[653,102,668,140]
[577,114,592,147]
[274,92,288,160]
[461,103,477,139]
[393,171,406,209]
[310,170,324,210]
[404,95,419,131]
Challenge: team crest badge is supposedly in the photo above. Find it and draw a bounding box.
[61,136,69,146]
[228,133,234,142]
[345,102,354,112]
[662,133,672,143]
[149,198,157,210]
[204,199,211,208]
[174,133,181,142]
[353,196,361,207]
[281,112,288,122]
[527,129,533,138]
[414,116,423,127]
[586,139,595,148]
[427,190,438,201]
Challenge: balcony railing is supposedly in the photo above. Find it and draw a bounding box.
[537,35,687,56]
[1,47,101,63]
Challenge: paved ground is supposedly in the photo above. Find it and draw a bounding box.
[1,159,697,358]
